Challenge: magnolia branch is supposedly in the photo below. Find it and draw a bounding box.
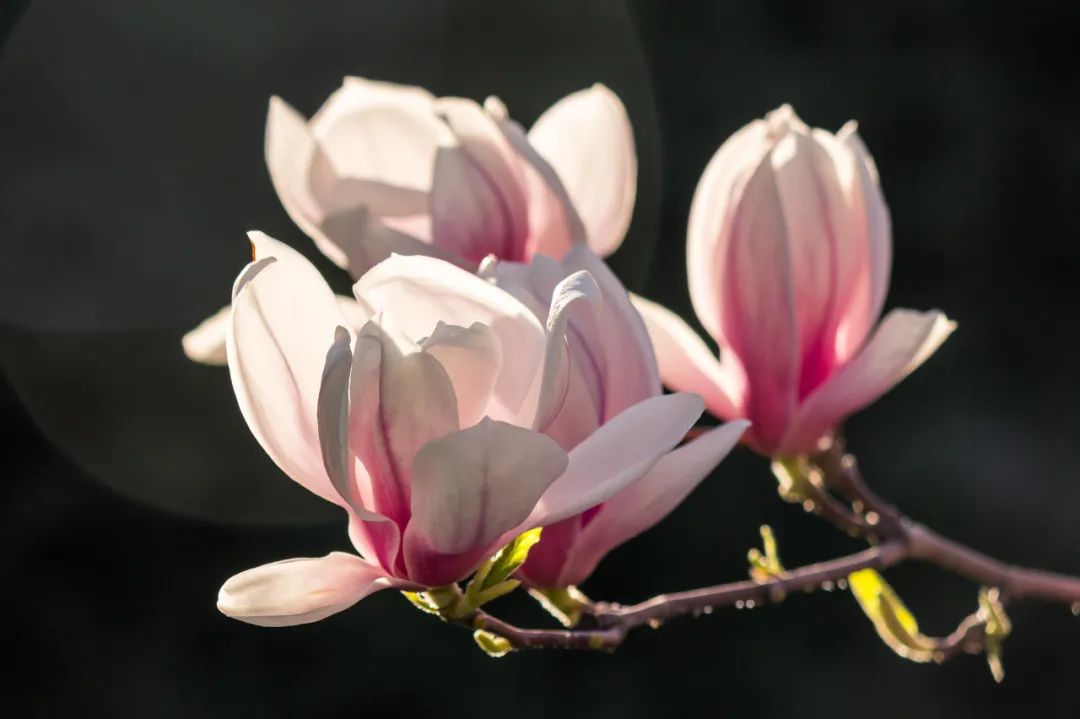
[461,541,903,651]
[812,437,1080,603]
[458,436,1080,655]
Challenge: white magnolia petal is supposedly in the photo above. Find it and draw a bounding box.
[317,326,355,504]
[182,304,231,366]
[217,553,404,627]
[524,392,705,528]
[310,77,442,195]
[562,245,660,414]
[348,319,460,525]
[267,81,444,268]
[528,84,636,257]
[431,98,530,263]
[227,232,350,506]
[319,207,455,279]
[429,145,520,263]
[563,420,748,585]
[184,297,368,367]
[355,254,546,423]
[265,97,330,257]
[315,326,395,534]
[420,321,503,428]
[495,116,586,260]
[533,270,602,432]
[333,295,374,331]
[407,419,568,556]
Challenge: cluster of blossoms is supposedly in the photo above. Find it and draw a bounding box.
[186,79,951,628]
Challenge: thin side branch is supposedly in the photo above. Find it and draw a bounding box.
[594,541,906,630]
[461,435,1080,655]
[455,541,906,652]
[905,522,1080,603]
[814,436,1080,603]
[467,611,627,651]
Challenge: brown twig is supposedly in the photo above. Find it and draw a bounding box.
[459,435,1080,655]
[812,436,1080,602]
[933,609,990,662]
[467,611,627,651]
[456,541,905,651]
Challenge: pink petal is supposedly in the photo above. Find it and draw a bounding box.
[528,84,636,258]
[420,321,503,428]
[479,253,570,319]
[630,293,745,420]
[516,514,587,589]
[524,392,705,529]
[486,250,659,447]
[562,245,660,415]
[719,156,800,450]
[317,326,360,507]
[354,254,546,425]
[481,255,601,448]
[532,269,602,434]
[686,117,771,340]
[314,326,401,572]
[227,232,352,508]
[217,552,408,627]
[348,320,460,527]
[404,418,568,585]
[830,123,893,359]
[782,309,955,454]
[430,98,530,263]
[559,419,749,586]
[770,129,861,396]
[492,115,586,261]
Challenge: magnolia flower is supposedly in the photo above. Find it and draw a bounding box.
[217,233,705,626]
[633,105,954,456]
[184,78,636,366]
[481,246,748,589]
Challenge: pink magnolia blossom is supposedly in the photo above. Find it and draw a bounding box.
[633,105,955,456]
[217,233,706,626]
[482,246,747,588]
[265,77,635,271]
[185,78,636,366]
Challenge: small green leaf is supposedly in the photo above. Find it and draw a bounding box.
[401,591,441,615]
[475,579,521,606]
[460,528,543,614]
[484,527,543,590]
[849,569,938,662]
[470,556,496,595]
[748,525,785,582]
[473,629,513,658]
[528,586,591,628]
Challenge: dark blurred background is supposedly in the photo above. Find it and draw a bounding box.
[2,0,1079,716]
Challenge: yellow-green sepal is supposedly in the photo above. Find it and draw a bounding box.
[849,568,938,662]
